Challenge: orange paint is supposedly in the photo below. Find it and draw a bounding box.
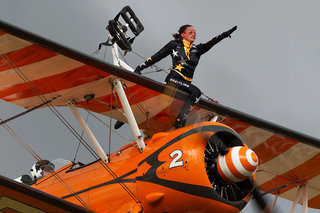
[30,122,252,212]
[253,135,297,165]
[259,153,320,197]
[0,44,57,72]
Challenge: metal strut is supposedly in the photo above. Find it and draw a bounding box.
[290,183,308,213]
[0,96,58,126]
[111,41,145,152]
[68,102,109,163]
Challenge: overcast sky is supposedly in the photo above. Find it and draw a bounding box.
[0,0,319,212]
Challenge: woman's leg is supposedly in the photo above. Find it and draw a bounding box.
[174,83,201,128]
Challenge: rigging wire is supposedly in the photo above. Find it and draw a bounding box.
[64,101,140,203]
[103,45,108,61]
[73,111,90,162]
[111,48,161,137]
[0,96,58,126]
[96,43,213,103]
[131,50,169,75]
[258,169,320,196]
[119,49,129,65]
[0,51,93,208]
[0,49,100,160]
[0,118,90,209]
[122,81,162,132]
[92,86,122,116]
[130,49,215,100]
[0,118,41,162]
[80,107,131,144]
[67,103,140,204]
[0,48,141,204]
[97,160,140,203]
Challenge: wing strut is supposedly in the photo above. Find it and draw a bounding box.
[289,184,308,213]
[111,41,145,152]
[270,192,279,212]
[68,102,109,163]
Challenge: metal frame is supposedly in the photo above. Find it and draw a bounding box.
[69,102,109,163]
[111,40,145,152]
[67,36,145,166]
[270,192,279,212]
[289,184,308,213]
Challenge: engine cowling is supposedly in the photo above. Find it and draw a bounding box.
[204,129,258,203]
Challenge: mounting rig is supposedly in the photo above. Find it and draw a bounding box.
[69,6,146,164]
[106,6,144,52]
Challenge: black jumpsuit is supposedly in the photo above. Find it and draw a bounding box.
[137,34,230,128]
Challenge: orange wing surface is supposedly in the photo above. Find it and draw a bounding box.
[1,20,320,209]
[0,175,91,212]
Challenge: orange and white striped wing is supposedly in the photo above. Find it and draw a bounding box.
[0,21,180,136]
[1,20,320,209]
[223,118,320,209]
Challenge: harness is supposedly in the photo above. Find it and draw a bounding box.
[173,69,193,82]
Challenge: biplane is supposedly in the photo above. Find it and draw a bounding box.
[0,5,319,213]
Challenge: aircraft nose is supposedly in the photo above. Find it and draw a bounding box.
[216,146,258,183]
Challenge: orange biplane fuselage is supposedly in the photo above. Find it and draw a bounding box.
[32,122,252,213]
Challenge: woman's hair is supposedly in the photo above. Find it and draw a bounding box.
[172,24,192,40]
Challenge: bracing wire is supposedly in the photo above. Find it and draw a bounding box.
[97,42,210,101]
[122,81,162,132]
[119,50,129,65]
[0,118,90,209]
[0,118,41,162]
[0,51,92,208]
[0,49,100,159]
[73,111,90,162]
[130,49,213,101]
[103,45,108,61]
[80,108,131,144]
[97,160,140,203]
[130,50,170,75]
[0,49,141,204]
[0,96,58,126]
[63,103,141,203]
[66,102,140,203]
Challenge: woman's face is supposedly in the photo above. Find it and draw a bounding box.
[181,26,196,42]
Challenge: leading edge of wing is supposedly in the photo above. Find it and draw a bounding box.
[1,19,319,149]
[0,175,91,212]
[198,99,320,149]
[0,19,172,99]
[0,19,172,90]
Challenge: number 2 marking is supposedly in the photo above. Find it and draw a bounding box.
[169,150,183,169]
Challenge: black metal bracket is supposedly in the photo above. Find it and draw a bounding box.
[106,6,144,51]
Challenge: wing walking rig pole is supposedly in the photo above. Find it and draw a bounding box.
[111,41,145,152]
[107,6,145,152]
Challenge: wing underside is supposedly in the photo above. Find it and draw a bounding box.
[0,175,91,212]
[1,20,320,209]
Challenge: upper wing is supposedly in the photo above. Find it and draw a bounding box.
[1,20,320,209]
[0,20,179,136]
[0,175,91,212]
[197,102,320,209]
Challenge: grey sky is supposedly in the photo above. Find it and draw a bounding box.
[0,0,319,212]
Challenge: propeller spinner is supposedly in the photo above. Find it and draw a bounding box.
[217,146,258,183]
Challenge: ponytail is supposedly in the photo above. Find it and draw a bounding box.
[172,24,192,40]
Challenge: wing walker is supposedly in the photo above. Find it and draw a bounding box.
[0,6,319,213]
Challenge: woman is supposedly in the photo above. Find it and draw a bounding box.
[135,24,237,129]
